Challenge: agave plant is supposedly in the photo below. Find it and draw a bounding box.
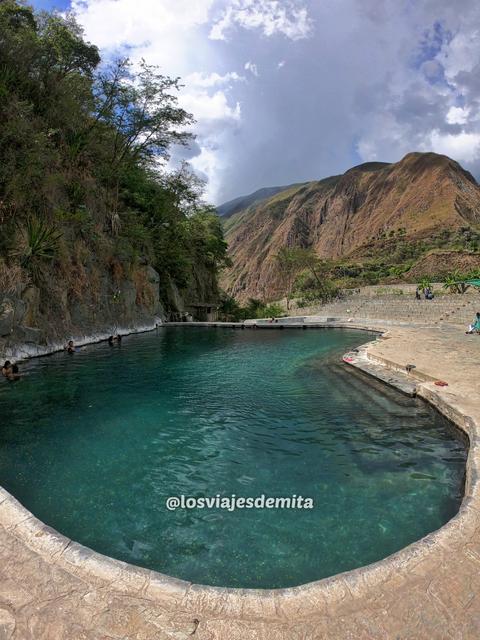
[15,218,62,274]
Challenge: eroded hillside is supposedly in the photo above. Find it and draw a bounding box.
[222,153,480,300]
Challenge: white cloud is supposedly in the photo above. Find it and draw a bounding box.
[209,0,313,41]
[354,3,480,180]
[180,90,241,124]
[429,130,480,164]
[190,146,224,202]
[244,61,259,77]
[184,71,245,88]
[71,0,215,66]
[178,83,242,202]
[70,0,480,204]
[438,30,480,83]
[446,106,470,125]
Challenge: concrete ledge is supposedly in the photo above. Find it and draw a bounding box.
[343,346,418,396]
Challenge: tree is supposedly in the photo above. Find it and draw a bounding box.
[93,59,193,170]
[88,58,196,234]
[275,247,337,308]
[162,162,206,215]
[297,248,333,289]
[186,208,230,271]
[218,293,241,321]
[275,247,308,309]
[443,272,470,294]
[38,13,100,80]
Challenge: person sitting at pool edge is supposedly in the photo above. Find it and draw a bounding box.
[66,340,76,353]
[1,361,12,377]
[466,312,480,334]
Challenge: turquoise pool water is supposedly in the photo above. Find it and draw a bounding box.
[0,328,466,588]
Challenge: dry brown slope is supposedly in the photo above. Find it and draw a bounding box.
[222,152,480,300]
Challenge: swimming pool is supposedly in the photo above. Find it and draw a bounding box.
[0,327,466,588]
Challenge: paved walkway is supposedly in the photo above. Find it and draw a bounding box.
[1,324,480,639]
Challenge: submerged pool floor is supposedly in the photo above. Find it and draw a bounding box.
[0,328,467,588]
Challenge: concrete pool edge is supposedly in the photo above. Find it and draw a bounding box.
[1,323,479,631]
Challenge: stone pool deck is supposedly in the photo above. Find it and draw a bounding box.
[1,323,480,639]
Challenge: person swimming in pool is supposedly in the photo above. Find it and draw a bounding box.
[1,361,12,377]
[7,364,21,381]
[66,340,76,353]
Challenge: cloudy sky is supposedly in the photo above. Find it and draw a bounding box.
[32,0,480,204]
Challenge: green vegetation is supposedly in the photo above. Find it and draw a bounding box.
[274,247,339,309]
[374,287,404,296]
[273,247,339,308]
[323,227,480,289]
[16,218,62,279]
[0,1,228,318]
[268,243,480,310]
[275,247,305,309]
[443,270,480,294]
[417,277,432,291]
[293,260,339,307]
[218,296,284,321]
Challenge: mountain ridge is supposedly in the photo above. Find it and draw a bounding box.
[217,183,304,218]
[221,152,480,301]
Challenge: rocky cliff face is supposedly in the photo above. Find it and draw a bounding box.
[222,152,480,300]
[0,0,227,360]
[0,263,168,359]
[0,258,221,360]
[0,240,224,359]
